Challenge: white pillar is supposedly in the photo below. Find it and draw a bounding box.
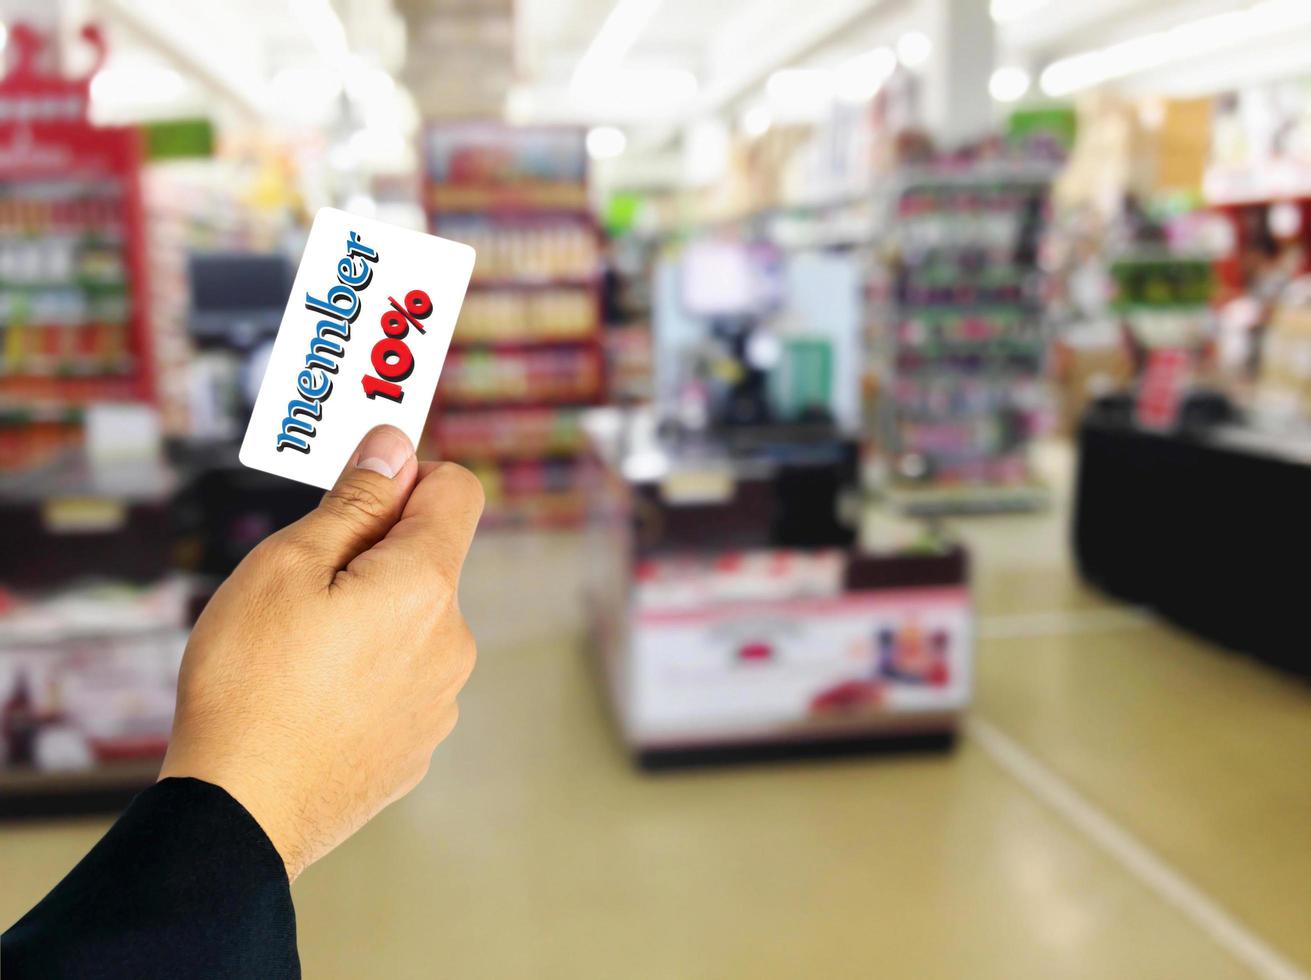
[921,0,996,149]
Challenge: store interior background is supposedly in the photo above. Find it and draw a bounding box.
[3,0,1311,976]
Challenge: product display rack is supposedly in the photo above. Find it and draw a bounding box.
[1110,250,1216,429]
[0,25,154,472]
[874,166,1054,514]
[0,26,177,817]
[423,124,603,526]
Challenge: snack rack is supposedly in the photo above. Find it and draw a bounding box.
[423,124,604,526]
[0,24,155,472]
[874,166,1053,514]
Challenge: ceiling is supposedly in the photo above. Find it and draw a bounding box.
[10,0,1311,139]
[397,0,1311,128]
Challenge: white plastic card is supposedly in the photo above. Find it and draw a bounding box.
[239,208,475,489]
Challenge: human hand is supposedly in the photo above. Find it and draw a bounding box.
[159,425,484,880]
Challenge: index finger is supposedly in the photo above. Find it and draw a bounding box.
[368,461,485,588]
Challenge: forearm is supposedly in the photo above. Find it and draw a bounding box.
[2,778,299,980]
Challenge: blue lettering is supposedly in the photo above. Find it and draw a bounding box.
[337,255,372,289]
[305,284,360,323]
[346,230,378,262]
[273,228,383,453]
[297,368,332,401]
[276,399,322,453]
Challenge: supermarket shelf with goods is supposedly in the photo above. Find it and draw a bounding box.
[0,26,155,473]
[1110,252,1216,430]
[0,457,188,817]
[424,124,604,526]
[0,26,178,817]
[870,166,1056,515]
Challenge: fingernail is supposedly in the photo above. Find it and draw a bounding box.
[354,426,413,479]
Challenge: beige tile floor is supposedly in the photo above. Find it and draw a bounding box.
[4,450,1310,979]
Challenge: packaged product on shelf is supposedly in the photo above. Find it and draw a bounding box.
[440,219,599,283]
[436,407,586,460]
[0,579,190,772]
[458,286,598,342]
[442,347,601,405]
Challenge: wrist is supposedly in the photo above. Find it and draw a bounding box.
[158,756,305,881]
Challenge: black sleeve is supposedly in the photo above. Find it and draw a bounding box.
[2,777,299,979]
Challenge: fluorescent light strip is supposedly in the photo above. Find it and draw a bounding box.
[991,0,1050,25]
[1041,0,1311,97]
[573,0,665,86]
[290,0,350,62]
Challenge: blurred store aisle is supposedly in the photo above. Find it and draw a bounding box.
[4,472,1309,979]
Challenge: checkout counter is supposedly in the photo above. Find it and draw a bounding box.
[1075,409,1311,678]
[582,409,973,768]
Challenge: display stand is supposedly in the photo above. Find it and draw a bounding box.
[0,25,154,467]
[583,410,972,768]
[874,166,1053,514]
[423,124,604,526]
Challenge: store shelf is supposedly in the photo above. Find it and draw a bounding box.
[884,482,1050,516]
[0,759,160,818]
[438,394,603,411]
[874,164,1053,504]
[427,184,590,214]
[450,334,600,352]
[425,124,603,527]
[479,489,589,528]
[467,276,599,290]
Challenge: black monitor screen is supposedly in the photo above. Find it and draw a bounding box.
[188,252,293,347]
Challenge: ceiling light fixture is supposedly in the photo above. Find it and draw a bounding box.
[1040,0,1311,97]
[290,0,350,63]
[271,66,345,119]
[573,0,665,87]
[569,68,697,121]
[834,46,896,104]
[767,68,835,117]
[345,63,396,106]
[611,67,698,103]
[896,31,932,70]
[989,66,1031,103]
[90,66,186,111]
[741,104,772,138]
[990,0,1051,25]
[587,126,628,160]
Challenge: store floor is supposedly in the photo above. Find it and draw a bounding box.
[4,448,1310,979]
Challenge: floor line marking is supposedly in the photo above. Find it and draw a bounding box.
[978,606,1154,640]
[967,716,1308,980]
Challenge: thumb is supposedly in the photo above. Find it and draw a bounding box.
[284,425,419,575]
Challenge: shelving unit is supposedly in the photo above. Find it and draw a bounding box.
[1110,252,1216,428]
[875,166,1054,514]
[0,26,154,474]
[423,124,603,526]
[0,26,174,816]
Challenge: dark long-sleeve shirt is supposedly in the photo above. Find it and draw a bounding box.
[2,777,299,978]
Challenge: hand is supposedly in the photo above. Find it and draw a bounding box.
[160,425,484,880]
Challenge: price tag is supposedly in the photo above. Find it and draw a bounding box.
[659,467,734,505]
[41,498,127,534]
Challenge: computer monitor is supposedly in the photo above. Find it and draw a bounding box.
[188,252,293,349]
